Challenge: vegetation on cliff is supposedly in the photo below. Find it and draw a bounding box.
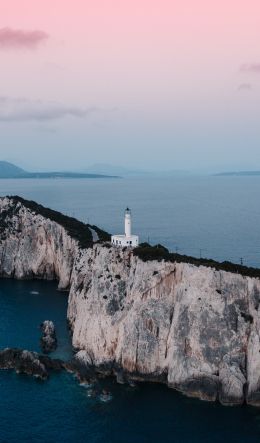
[134,243,260,279]
[2,196,260,279]
[7,196,111,247]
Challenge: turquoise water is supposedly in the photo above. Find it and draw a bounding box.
[1,177,260,441]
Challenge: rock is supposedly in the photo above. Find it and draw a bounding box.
[175,376,219,402]
[74,350,93,367]
[39,355,64,371]
[0,348,48,379]
[3,196,260,405]
[0,347,76,380]
[64,351,96,384]
[0,197,78,289]
[40,320,57,354]
[219,356,246,405]
[116,370,126,384]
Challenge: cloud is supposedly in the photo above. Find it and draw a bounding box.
[240,64,260,73]
[0,27,48,49]
[237,83,252,91]
[0,97,98,122]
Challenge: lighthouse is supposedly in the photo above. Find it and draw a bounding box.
[125,207,131,237]
[111,208,139,248]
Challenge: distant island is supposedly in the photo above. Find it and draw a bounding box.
[84,163,191,177]
[0,161,119,179]
[0,161,192,179]
[215,171,260,177]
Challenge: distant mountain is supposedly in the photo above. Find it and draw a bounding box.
[0,160,191,179]
[85,163,191,177]
[0,161,119,179]
[215,171,260,176]
[86,163,147,177]
[0,161,27,178]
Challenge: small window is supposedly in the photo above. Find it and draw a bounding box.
[130,241,132,245]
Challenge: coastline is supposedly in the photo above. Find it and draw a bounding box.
[1,195,260,406]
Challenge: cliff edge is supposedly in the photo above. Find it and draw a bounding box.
[1,196,260,406]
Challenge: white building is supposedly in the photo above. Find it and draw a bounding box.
[111,208,139,248]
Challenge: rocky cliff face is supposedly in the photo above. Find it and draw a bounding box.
[1,196,260,406]
[0,197,78,289]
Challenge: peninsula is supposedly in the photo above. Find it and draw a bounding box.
[0,161,119,179]
[215,171,260,176]
[1,196,260,407]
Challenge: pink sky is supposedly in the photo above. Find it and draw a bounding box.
[0,0,260,170]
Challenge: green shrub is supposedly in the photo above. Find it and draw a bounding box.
[8,196,110,249]
[134,243,260,279]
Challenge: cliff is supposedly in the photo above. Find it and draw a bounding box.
[1,196,260,406]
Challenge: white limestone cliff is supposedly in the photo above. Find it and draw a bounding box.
[1,196,260,406]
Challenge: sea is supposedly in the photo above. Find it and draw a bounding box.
[1,176,260,443]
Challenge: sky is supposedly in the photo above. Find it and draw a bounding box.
[0,0,260,172]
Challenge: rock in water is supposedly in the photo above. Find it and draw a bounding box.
[0,348,66,379]
[40,321,57,354]
[0,348,48,379]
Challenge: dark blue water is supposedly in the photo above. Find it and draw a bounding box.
[0,279,72,360]
[1,277,260,443]
[2,369,260,443]
[1,177,260,442]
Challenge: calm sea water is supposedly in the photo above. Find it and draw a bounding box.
[1,177,260,442]
[1,175,260,266]
[0,279,260,443]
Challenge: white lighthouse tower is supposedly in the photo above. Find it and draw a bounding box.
[111,208,139,248]
[125,207,131,237]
